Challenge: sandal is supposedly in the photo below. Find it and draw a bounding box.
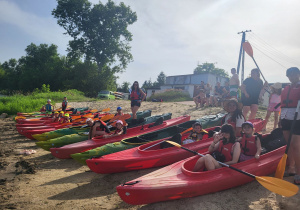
[284,171,296,177]
[294,175,300,185]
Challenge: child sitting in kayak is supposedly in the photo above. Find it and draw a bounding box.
[193,124,241,171]
[51,111,60,122]
[60,113,71,124]
[103,120,125,139]
[86,118,111,139]
[115,107,124,116]
[182,122,207,145]
[238,121,262,161]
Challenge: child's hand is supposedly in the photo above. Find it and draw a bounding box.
[214,132,223,142]
[255,154,260,159]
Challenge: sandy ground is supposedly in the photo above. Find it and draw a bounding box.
[1,100,300,210]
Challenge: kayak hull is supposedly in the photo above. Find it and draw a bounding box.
[87,119,265,173]
[50,115,191,159]
[116,144,285,205]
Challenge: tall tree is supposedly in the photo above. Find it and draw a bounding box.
[194,62,229,78]
[156,71,166,86]
[52,0,137,76]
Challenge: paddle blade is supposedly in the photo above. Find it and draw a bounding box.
[256,176,298,197]
[89,109,98,113]
[166,140,181,148]
[100,114,115,122]
[180,127,193,135]
[101,108,110,112]
[242,42,254,57]
[275,154,288,179]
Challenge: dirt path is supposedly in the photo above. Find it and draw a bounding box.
[0,100,299,209]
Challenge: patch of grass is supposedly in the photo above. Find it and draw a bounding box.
[148,89,192,102]
[0,89,96,115]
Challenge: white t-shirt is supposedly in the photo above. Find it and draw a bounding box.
[224,113,245,127]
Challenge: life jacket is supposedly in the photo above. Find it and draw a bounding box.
[239,134,257,156]
[62,100,68,108]
[45,104,52,111]
[281,83,300,108]
[189,130,207,141]
[60,118,70,124]
[52,117,60,123]
[217,141,234,162]
[221,115,236,131]
[130,90,141,100]
[93,120,107,131]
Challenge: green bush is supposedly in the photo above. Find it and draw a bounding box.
[0,89,95,115]
[148,89,192,102]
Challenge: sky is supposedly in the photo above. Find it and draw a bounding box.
[1,0,300,86]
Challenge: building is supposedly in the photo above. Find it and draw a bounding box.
[160,73,229,98]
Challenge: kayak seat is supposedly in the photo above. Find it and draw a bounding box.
[148,117,164,128]
[72,109,78,114]
[160,133,182,149]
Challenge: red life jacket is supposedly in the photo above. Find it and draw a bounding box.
[130,90,141,100]
[62,100,67,108]
[94,120,107,131]
[281,83,300,108]
[240,134,257,156]
[217,141,234,162]
[222,115,236,131]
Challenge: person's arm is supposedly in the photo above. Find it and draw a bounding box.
[240,84,249,98]
[225,142,241,165]
[255,136,262,159]
[259,81,268,99]
[208,133,222,153]
[140,89,146,102]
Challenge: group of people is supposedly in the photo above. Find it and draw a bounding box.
[190,67,300,185]
[193,80,231,108]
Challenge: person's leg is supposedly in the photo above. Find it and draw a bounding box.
[193,97,199,108]
[248,104,258,120]
[193,156,205,172]
[204,155,222,170]
[283,131,296,174]
[292,135,300,175]
[132,105,140,119]
[263,110,272,131]
[273,111,279,130]
[242,106,250,120]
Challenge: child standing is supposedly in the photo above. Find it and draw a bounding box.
[238,121,262,161]
[45,99,54,116]
[182,122,207,145]
[262,83,282,132]
[62,97,68,111]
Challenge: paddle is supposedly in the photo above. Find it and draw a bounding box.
[110,114,132,127]
[101,108,110,112]
[166,141,298,197]
[242,41,271,94]
[100,114,115,122]
[275,100,300,179]
[142,127,194,151]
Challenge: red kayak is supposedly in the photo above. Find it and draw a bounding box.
[87,119,265,174]
[116,132,285,205]
[50,115,190,159]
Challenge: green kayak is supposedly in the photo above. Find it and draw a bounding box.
[71,113,225,165]
[35,113,172,151]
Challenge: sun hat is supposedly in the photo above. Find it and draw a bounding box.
[47,99,51,102]
[286,67,300,76]
[54,111,59,114]
[64,113,69,117]
[271,82,282,89]
[223,98,243,112]
[86,118,93,122]
[116,120,123,125]
[60,111,64,114]
[117,106,122,110]
[242,121,254,129]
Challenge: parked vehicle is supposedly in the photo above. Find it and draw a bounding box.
[98,90,115,100]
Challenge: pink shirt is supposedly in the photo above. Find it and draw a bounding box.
[269,93,281,104]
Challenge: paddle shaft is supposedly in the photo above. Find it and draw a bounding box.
[179,146,256,179]
[284,100,300,154]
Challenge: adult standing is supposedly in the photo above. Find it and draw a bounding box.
[229,68,240,98]
[279,67,300,184]
[62,97,68,111]
[130,81,146,119]
[241,68,265,120]
[204,83,212,106]
[213,82,223,107]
